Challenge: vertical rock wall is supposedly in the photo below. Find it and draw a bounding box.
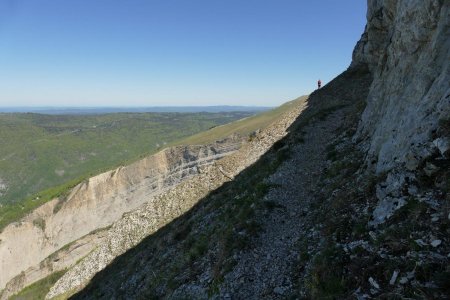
[353,0,449,173]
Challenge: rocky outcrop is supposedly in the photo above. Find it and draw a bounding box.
[46,99,306,299]
[0,138,241,296]
[351,0,450,227]
[353,0,449,173]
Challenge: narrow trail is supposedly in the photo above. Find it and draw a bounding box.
[218,109,346,298]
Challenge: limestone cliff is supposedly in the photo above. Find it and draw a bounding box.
[350,0,449,227]
[353,0,449,173]
[0,138,241,297]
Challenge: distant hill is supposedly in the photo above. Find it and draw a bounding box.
[0,106,271,115]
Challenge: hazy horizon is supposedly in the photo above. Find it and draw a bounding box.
[0,105,272,114]
[0,104,272,108]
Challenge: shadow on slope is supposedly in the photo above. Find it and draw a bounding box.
[70,65,372,299]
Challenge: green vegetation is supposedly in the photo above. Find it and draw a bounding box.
[306,244,348,299]
[32,217,46,231]
[0,111,255,231]
[9,270,66,300]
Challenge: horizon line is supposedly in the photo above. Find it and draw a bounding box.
[0,105,274,108]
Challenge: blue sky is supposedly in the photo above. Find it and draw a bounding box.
[0,1,367,107]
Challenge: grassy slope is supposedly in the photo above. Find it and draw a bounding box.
[0,111,253,231]
[175,96,307,146]
[9,270,67,300]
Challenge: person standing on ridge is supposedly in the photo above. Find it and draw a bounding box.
[317,79,322,89]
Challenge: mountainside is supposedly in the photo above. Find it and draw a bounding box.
[45,97,305,299]
[57,60,371,300]
[2,1,449,299]
[0,98,305,299]
[48,0,448,299]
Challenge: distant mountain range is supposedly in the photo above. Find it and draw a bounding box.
[0,106,271,115]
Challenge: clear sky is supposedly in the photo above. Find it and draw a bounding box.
[0,0,367,107]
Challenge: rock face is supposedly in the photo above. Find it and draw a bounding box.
[351,0,450,226]
[0,229,108,300]
[353,0,450,173]
[0,139,241,295]
[46,99,305,299]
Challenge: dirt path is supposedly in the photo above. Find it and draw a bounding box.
[217,109,346,299]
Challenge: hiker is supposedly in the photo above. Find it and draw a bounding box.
[317,79,322,89]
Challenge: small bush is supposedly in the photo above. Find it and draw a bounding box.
[33,217,46,232]
[10,270,67,300]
